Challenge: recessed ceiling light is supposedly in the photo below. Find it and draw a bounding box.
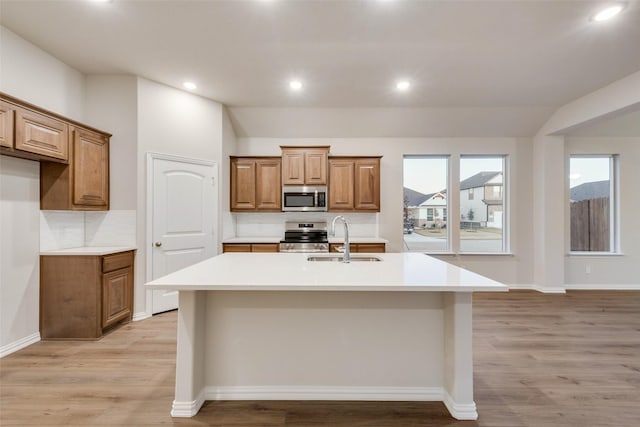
[592,4,624,22]
[89,0,113,3]
[183,81,197,91]
[289,80,303,91]
[396,80,411,91]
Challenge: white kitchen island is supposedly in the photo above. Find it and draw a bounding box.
[145,252,507,420]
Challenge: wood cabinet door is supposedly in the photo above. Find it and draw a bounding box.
[231,158,256,210]
[223,243,252,252]
[15,108,68,161]
[304,149,328,185]
[354,158,380,211]
[256,158,282,210]
[328,159,355,211]
[73,127,109,208]
[0,101,14,148]
[251,243,280,252]
[102,267,133,329]
[282,150,305,185]
[355,243,386,253]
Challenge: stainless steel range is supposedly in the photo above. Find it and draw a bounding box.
[279,221,329,253]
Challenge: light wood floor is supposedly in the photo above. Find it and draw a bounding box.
[1,290,639,426]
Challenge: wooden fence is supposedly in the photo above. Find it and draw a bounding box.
[570,197,609,252]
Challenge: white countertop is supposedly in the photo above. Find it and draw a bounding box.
[146,252,507,292]
[223,237,389,244]
[40,246,137,256]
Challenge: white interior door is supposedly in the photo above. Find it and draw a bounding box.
[149,154,217,314]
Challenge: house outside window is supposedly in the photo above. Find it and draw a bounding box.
[403,156,449,252]
[569,155,617,253]
[459,156,506,253]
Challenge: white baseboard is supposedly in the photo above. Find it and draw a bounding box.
[0,332,40,358]
[171,386,478,420]
[443,390,478,420]
[204,385,444,402]
[171,389,206,417]
[565,283,640,290]
[132,311,152,322]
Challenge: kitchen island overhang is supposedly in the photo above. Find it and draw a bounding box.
[146,252,508,420]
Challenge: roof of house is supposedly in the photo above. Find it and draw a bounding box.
[570,180,610,202]
[403,187,431,207]
[460,171,501,191]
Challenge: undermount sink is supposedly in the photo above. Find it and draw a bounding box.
[307,255,383,262]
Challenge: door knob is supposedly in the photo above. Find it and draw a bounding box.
[155,241,162,247]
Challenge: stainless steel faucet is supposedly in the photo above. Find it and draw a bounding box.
[330,215,350,263]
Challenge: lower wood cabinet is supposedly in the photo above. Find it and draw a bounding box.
[40,250,134,340]
[329,243,386,253]
[223,243,279,253]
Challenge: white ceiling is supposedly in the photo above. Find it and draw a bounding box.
[1,0,640,137]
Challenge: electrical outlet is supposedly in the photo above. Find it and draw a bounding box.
[586,265,591,274]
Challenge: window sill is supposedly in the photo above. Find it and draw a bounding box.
[568,252,624,257]
[421,252,515,257]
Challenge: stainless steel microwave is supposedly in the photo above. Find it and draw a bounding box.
[282,185,328,212]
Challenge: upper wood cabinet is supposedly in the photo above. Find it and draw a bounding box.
[328,157,381,212]
[1,96,69,163]
[2,93,112,211]
[41,126,110,211]
[231,157,281,212]
[0,101,14,149]
[281,146,329,185]
[15,108,69,161]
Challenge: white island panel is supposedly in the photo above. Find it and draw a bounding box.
[146,252,507,421]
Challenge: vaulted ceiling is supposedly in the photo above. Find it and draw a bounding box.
[2,0,639,137]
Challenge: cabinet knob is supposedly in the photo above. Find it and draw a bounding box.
[154,241,162,247]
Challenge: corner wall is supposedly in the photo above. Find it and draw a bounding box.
[136,78,224,317]
[0,26,86,353]
[565,137,640,288]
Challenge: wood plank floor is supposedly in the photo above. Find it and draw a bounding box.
[1,290,639,426]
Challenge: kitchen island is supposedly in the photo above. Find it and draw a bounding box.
[145,252,507,420]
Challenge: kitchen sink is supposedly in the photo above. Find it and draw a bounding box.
[307,255,383,262]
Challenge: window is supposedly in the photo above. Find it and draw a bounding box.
[569,155,617,253]
[460,156,506,253]
[403,156,449,252]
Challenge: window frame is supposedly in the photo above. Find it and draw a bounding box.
[402,154,509,255]
[568,154,619,255]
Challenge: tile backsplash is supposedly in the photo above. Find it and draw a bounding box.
[234,212,379,238]
[40,210,136,250]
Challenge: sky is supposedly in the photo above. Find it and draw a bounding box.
[569,157,611,188]
[403,156,503,195]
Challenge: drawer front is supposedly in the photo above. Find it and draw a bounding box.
[102,251,134,273]
[223,243,252,253]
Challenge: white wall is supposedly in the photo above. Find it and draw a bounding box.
[220,107,238,243]
[564,137,640,288]
[0,26,86,353]
[236,137,534,286]
[85,75,138,210]
[0,26,85,120]
[136,78,224,316]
